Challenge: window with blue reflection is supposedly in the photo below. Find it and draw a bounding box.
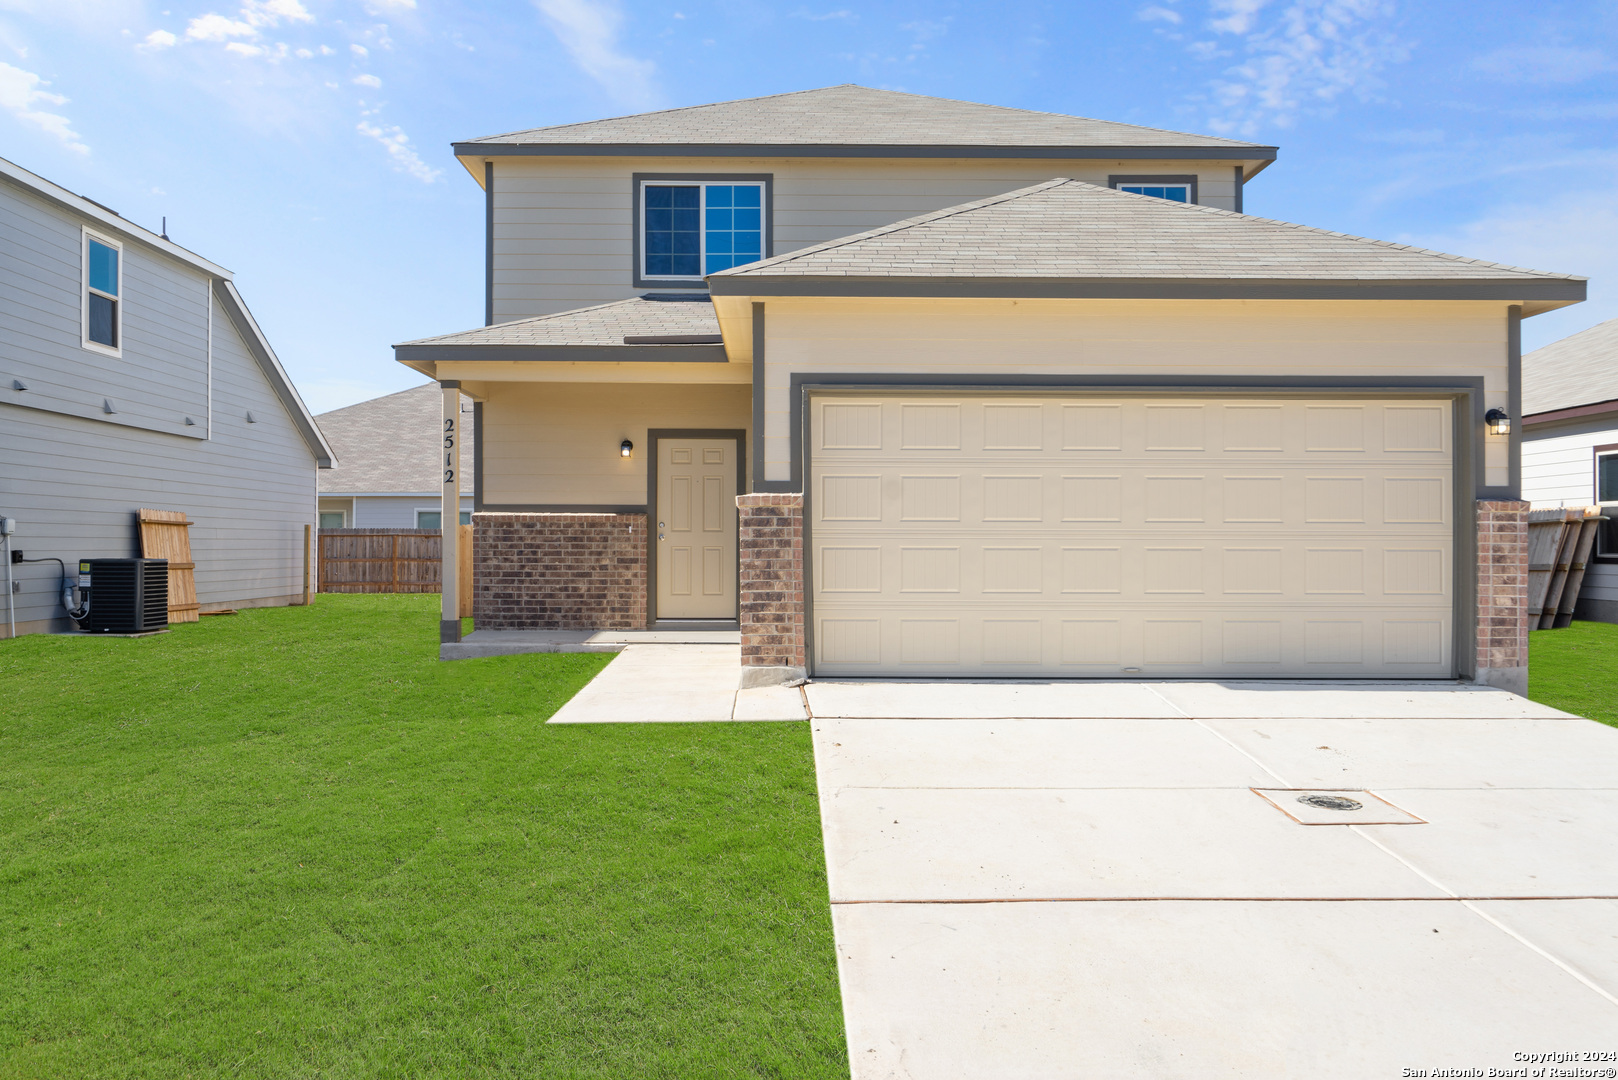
[642,181,765,278]
[86,236,119,348]
[1119,184,1190,203]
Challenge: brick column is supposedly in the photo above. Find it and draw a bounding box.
[1475,499,1529,695]
[736,493,806,688]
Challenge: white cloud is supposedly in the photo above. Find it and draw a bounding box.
[0,60,88,153]
[139,28,178,48]
[1471,46,1615,86]
[793,8,857,19]
[352,72,381,87]
[533,0,660,108]
[240,0,313,28]
[1138,5,1184,24]
[185,12,256,41]
[294,46,312,57]
[225,41,263,56]
[350,43,368,56]
[363,0,416,11]
[357,120,441,182]
[1198,0,1408,135]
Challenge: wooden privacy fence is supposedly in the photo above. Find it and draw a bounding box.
[319,526,472,616]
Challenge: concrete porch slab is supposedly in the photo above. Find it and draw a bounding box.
[546,644,805,723]
[441,627,739,660]
[831,900,1618,1080]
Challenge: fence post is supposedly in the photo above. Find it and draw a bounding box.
[303,523,312,605]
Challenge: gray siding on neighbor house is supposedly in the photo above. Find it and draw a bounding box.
[0,179,211,439]
[0,187,318,635]
[1522,415,1618,620]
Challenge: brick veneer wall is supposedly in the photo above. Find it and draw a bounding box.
[1475,499,1529,695]
[473,513,646,630]
[737,494,806,683]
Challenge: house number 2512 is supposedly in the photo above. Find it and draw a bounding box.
[444,417,455,484]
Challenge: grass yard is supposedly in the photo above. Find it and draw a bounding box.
[0,595,847,1079]
[1529,619,1618,728]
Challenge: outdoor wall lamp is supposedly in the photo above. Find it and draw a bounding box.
[1485,408,1512,437]
[620,439,634,458]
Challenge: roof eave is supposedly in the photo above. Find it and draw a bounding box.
[393,343,731,364]
[1524,398,1618,428]
[453,142,1277,162]
[707,275,1588,306]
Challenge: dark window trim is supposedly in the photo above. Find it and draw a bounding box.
[645,428,747,626]
[1108,174,1199,205]
[632,173,774,290]
[1593,443,1618,563]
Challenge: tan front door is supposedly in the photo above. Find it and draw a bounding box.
[656,437,739,619]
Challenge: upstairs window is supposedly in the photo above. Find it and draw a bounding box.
[83,231,122,353]
[1109,175,1198,205]
[639,179,767,283]
[1117,183,1190,202]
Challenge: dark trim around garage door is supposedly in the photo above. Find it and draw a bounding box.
[794,376,1486,682]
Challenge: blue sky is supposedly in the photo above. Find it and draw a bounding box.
[2,0,1614,412]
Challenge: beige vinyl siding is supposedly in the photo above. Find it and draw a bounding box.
[489,156,1246,321]
[0,288,317,634]
[757,298,1514,490]
[0,178,210,439]
[481,382,749,506]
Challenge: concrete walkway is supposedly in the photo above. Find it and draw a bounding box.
[810,681,1618,1078]
[547,644,806,723]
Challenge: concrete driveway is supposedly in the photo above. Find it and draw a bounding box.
[810,681,1618,1078]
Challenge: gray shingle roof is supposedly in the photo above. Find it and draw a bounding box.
[711,178,1587,285]
[397,295,718,348]
[461,85,1270,151]
[315,384,472,495]
[1524,318,1618,416]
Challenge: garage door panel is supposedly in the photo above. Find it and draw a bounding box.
[810,397,1454,678]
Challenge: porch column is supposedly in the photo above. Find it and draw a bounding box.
[440,379,461,643]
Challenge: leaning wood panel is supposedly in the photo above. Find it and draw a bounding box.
[1554,514,1605,629]
[138,508,199,622]
[1539,511,1584,630]
[1526,511,1572,622]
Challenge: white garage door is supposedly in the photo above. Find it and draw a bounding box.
[809,395,1455,678]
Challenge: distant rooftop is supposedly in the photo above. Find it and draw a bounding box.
[316,384,472,495]
[457,85,1275,159]
[1524,317,1618,416]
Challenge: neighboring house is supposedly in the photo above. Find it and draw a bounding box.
[1522,317,1618,623]
[315,384,473,529]
[0,156,333,637]
[396,85,1584,693]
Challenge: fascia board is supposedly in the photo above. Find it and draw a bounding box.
[392,343,730,364]
[705,276,1589,304]
[452,142,1278,162]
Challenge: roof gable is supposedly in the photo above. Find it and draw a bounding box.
[459,85,1272,155]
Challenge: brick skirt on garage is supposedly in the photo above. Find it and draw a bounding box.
[472,513,647,630]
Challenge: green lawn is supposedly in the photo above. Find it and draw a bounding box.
[1530,620,1618,728]
[0,595,847,1079]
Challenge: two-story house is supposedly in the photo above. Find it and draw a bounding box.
[0,155,333,636]
[396,85,1585,694]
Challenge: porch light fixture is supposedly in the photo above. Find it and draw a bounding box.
[1485,408,1511,437]
[620,439,633,458]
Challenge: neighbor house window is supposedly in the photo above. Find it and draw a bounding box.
[1596,448,1618,560]
[638,179,767,282]
[318,511,346,529]
[83,231,122,353]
